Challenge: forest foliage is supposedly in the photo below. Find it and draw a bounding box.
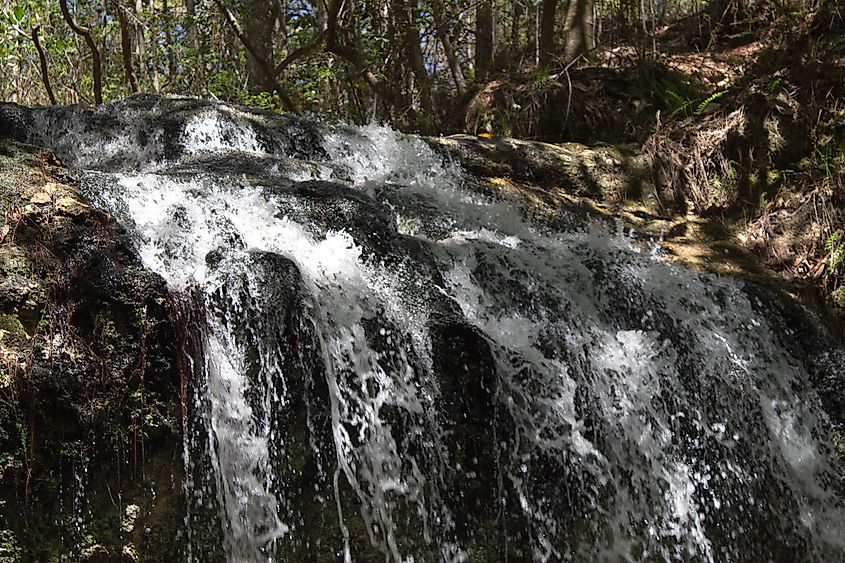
[0,0,810,125]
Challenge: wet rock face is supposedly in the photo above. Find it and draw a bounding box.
[27,94,328,170]
[0,141,181,561]
[6,95,845,561]
[0,103,32,142]
[426,134,654,205]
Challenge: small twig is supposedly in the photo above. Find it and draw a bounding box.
[273,29,326,77]
[550,47,595,131]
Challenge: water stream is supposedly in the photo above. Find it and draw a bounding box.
[31,96,845,562]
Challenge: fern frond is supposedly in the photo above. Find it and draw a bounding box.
[694,90,729,116]
[826,229,843,253]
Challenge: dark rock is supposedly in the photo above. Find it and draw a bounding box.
[0,141,183,561]
[29,94,330,169]
[6,95,845,561]
[0,103,32,142]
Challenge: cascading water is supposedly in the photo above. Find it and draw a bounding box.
[29,96,845,562]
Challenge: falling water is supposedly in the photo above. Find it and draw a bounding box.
[30,96,845,562]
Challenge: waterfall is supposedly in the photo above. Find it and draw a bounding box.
[31,96,845,562]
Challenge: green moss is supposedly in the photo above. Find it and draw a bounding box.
[830,287,845,309]
[0,140,186,562]
[0,314,25,336]
[833,430,845,458]
[0,142,44,217]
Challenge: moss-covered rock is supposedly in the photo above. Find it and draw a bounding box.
[427,134,654,207]
[0,141,185,561]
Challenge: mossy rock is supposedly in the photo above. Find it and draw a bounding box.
[0,103,32,143]
[0,315,24,336]
[427,134,653,205]
[0,140,184,562]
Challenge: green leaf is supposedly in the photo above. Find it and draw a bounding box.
[825,229,842,253]
[12,4,26,24]
[827,229,844,273]
[694,90,728,116]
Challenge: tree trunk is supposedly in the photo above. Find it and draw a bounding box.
[527,1,539,64]
[147,0,160,91]
[162,0,176,81]
[213,0,297,111]
[511,0,523,57]
[563,0,594,63]
[114,2,140,93]
[133,0,146,86]
[325,0,394,116]
[475,0,494,81]
[242,0,277,94]
[402,0,432,111]
[539,0,557,66]
[433,0,466,96]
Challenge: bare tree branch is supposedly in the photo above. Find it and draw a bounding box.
[30,26,57,105]
[212,0,299,114]
[59,0,103,105]
[325,0,393,105]
[274,29,326,77]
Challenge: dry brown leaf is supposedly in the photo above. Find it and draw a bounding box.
[809,259,827,279]
[29,192,52,204]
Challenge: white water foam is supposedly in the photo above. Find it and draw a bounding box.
[64,108,845,562]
